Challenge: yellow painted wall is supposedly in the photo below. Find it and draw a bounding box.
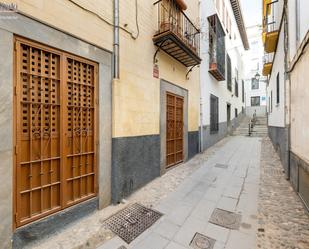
[114,0,200,137]
[13,0,200,137]
[290,45,309,164]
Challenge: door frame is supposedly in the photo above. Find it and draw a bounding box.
[160,79,188,175]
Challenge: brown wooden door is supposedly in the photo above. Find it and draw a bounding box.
[166,92,184,168]
[14,37,98,228]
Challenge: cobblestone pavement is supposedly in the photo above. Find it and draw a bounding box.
[99,136,261,249]
[257,138,309,249]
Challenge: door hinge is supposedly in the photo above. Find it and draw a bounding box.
[14,213,18,223]
[96,140,99,146]
[14,86,17,96]
[14,146,17,155]
[96,99,99,105]
[14,43,17,51]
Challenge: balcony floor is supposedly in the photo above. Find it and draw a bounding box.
[265,30,279,53]
[153,31,201,67]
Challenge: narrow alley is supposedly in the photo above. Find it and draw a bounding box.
[1,1,309,248]
[26,133,309,249]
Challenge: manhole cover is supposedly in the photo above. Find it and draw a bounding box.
[214,164,228,169]
[190,233,216,249]
[102,203,163,244]
[209,208,241,230]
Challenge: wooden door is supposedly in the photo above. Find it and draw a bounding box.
[166,92,184,168]
[14,37,98,228]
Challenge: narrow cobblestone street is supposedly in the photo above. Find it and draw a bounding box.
[258,138,309,249]
[26,135,309,249]
[96,135,308,249]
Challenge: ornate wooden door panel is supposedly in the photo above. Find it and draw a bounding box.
[166,92,183,168]
[64,56,97,205]
[14,37,98,228]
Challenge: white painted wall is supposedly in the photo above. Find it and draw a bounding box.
[267,26,285,128]
[200,0,246,127]
[288,0,309,61]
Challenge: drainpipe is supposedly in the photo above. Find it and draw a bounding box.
[283,0,290,179]
[114,0,120,79]
[199,96,203,153]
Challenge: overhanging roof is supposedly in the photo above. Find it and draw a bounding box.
[230,0,250,50]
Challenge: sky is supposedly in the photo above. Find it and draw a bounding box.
[240,0,263,27]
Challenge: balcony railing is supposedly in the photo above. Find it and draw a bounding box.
[208,14,226,81]
[263,0,280,53]
[262,52,274,76]
[263,0,280,33]
[153,0,201,67]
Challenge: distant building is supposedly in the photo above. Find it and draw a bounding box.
[243,25,267,117]
[199,0,248,150]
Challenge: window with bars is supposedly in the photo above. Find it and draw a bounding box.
[210,94,219,133]
[251,78,259,90]
[227,54,232,91]
[276,72,280,104]
[242,80,245,103]
[235,80,239,97]
[251,96,260,106]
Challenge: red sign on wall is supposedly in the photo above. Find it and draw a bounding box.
[153,64,159,78]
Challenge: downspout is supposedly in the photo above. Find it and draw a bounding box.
[114,0,120,79]
[283,0,290,179]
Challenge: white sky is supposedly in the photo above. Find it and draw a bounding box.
[240,0,262,27]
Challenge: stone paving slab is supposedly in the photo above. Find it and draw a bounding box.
[98,136,261,249]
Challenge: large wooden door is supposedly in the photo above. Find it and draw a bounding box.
[14,37,98,228]
[166,92,184,168]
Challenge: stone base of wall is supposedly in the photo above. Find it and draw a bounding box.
[289,152,309,210]
[188,131,199,159]
[200,114,245,151]
[111,131,200,203]
[13,198,98,249]
[111,135,161,203]
[268,126,290,178]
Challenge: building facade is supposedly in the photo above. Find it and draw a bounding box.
[243,25,267,117]
[199,0,248,150]
[263,0,309,209]
[0,0,201,247]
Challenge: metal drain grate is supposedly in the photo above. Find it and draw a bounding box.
[190,233,216,249]
[209,208,241,230]
[102,203,163,244]
[214,163,228,169]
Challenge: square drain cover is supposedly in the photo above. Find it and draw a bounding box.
[190,233,216,249]
[214,164,228,169]
[209,208,241,230]
[103,203,162,244]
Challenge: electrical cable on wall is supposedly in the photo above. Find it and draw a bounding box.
[68,0,140,40]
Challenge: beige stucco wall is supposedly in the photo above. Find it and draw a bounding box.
[114,0,200,137]
[15,0,200,138]
[290,45,309,164]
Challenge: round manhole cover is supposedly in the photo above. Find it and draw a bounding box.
[194,236,212,248]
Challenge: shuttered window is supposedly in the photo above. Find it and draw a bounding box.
[227,54,232,91]
[210,94,219,133]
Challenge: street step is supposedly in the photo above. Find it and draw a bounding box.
[233,115,268,137]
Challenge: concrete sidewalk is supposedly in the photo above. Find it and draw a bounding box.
[99,136,261,249]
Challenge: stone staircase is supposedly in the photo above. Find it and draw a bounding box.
[233,116,268,137]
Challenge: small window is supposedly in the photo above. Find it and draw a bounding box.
[276,73,280,104]
[271,91,273,112]
[251,78,259,90]
[235,108,238,118]
[227,54,232,91]
[251,96,260,106]
[242,80,245,103]
[210,94,219,133]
